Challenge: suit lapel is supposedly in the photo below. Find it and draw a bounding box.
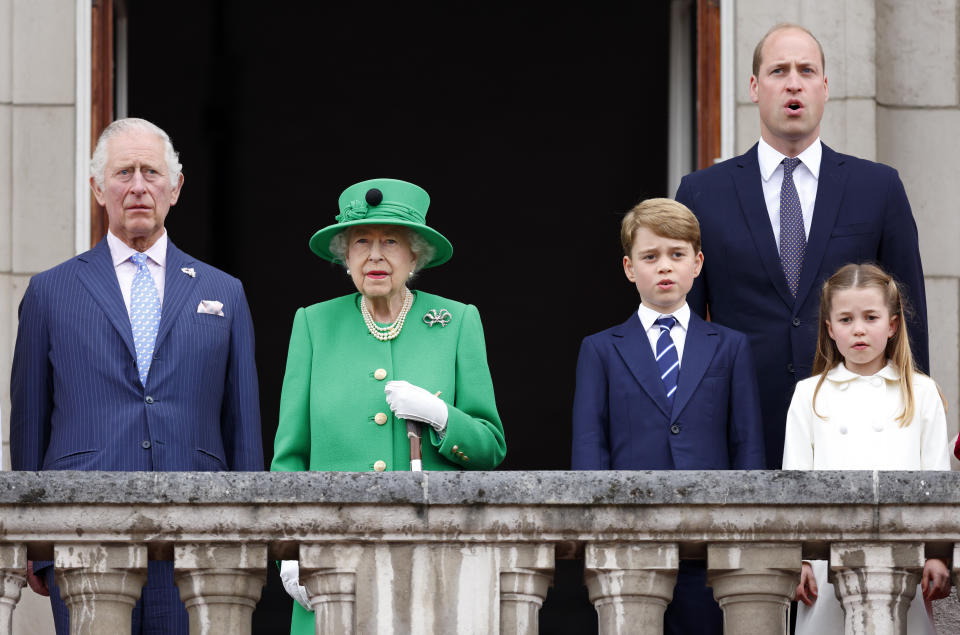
[732,145,796,310]
[794,143,846,308]
[669,314,718,423]
[612,313,672,418]
[154,241,196,351]
[76,239,137,360]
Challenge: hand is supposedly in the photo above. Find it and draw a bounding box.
[384,380,448,433]
[921,558,951,601]
[26,560,49,597]
[279,560,311,611]
[794,561,818,607]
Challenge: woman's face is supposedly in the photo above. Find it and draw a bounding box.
[346,225,417,301]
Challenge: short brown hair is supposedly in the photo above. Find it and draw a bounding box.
[752,23,825,77]
[621,198,701,256]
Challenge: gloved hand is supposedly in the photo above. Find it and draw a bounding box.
[384,380,448,433]
[279,560,311,611]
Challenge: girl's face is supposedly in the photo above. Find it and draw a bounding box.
[826,286,898,376]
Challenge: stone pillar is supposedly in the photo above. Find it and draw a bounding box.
[299,544,364,635]
[830,541,924,635]
[952,543,960,603]
[498,544,554,635]
[174,543,267,635]
[0,544,26,635]
[584,543,678,635]
[54,543,147,635]
[706,543,800,635]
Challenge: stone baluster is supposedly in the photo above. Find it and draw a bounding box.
[299,544,364,635]
[174,543,267,635]
[953,543,960,603]
[0,545,27,635]
[706,543,800,635]
[830,541,924,635]
[54,543,147,635]
[584,543,678,635]
[498,544,554,635]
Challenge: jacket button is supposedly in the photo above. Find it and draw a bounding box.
[787,363,795,374]
[374,368,387,380]
[374,412,387,425]
[670,424,680,435]
[792,317,801,327]
[373,460,387,472]
[452,445,459,452]
[145,396,154,404]
[141,440,151,449]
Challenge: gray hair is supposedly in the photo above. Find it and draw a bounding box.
[90,118,182,189]
[329,226,436,273]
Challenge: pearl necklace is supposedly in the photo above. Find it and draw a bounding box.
[361,288,413,341]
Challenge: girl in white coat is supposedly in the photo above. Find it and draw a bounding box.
[783,263,952,634]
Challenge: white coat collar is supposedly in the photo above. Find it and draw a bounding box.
[825,360,900,383]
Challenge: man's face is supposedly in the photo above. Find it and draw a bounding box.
[750,27,828,156]
[91,129,183,248]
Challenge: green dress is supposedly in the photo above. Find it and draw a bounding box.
[270,290,506,634]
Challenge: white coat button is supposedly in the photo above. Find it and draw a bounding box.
[838,383,849,391]
[873,423,885,431]
[374,412,388,425]
[839,426,848,435]
[373,460,387,472]
[871,377,882,387]
[374,368,387,380]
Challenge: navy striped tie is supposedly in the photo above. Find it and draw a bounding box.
[779,157,805,296]
[655,316,680,400]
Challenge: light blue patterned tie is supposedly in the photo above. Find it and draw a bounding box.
[655,316,680,401]
[779,157,805,296]
[130,252,161,386]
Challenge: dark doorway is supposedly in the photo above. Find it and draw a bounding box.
[127,3,670,632]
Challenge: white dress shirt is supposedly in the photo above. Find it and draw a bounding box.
[637,302,690,364]
[757,137,821,251]
[106,230,167,314]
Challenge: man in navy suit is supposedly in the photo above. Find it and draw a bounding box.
[572,198,765,634]
[675,24,927,468]
[10,118,263,634]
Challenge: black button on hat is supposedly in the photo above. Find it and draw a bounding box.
[365,188,383,206]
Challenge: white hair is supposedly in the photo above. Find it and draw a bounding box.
[329,226,436,272]
[90,118,182,189]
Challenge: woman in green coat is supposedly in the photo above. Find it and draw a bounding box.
[271,178,506,632]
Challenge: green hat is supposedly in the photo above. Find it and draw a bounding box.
[309,178,453,269]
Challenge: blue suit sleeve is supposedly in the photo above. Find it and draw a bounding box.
[878,170,928,373]
[726,333,766,469]
[675,177,708,319]
[571,337,611,470]
[219,281,264,471]
[10,279,52,471]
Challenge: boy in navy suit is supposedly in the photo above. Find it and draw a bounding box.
[572,198,765,635]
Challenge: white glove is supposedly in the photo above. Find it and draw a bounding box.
[279,560,312,612]
[384,380,448,433]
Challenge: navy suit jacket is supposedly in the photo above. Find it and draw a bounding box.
[675,143,928,467]
[571,310,765,470]
[11,238,263,472]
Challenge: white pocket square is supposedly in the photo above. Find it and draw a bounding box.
[197,300,224,316]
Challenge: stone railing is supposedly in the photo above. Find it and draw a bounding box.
[1,470,959,635]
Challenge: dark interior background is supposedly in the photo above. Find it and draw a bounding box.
[127,3,674,632]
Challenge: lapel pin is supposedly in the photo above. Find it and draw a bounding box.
[423,309,452,327]
[181,267,196,278]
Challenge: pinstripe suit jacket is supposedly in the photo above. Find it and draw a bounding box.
[10,238,263,472]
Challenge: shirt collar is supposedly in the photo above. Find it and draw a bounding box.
[107,230,168,268]
[825,360,901,383]
[757,137,822,182]
[637,302,690,332]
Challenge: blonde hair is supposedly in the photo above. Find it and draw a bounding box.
[812,264,917,426]
[621,198,701,256]
[752,23,825,77]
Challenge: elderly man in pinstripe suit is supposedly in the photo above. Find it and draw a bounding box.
[10,118,264,635]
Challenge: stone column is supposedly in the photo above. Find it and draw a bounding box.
[952,543,960,603]
[706,543,800,635]
[0,545,26,635]
[54,543,147,635]
[830,541,924,635]
[498,544,554,635]
[300,544,364,635]
[584,543,678,635]
[174,543,267,635]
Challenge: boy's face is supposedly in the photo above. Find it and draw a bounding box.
[623,227,703,314]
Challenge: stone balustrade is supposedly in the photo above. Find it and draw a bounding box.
[0,470,958,634]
